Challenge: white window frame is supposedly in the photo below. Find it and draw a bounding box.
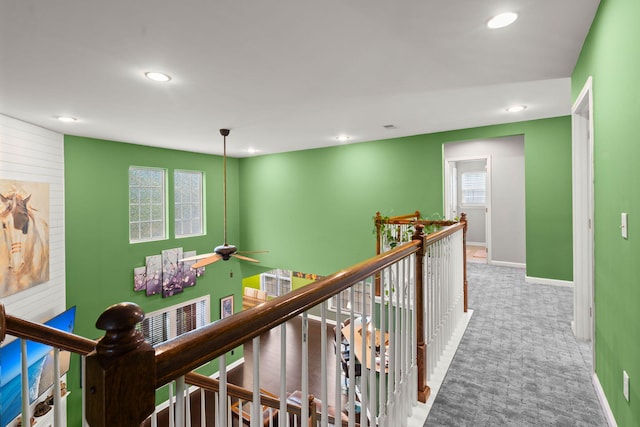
[136,296,210,346]
[129,166,167,243]
[174,169,205,238]
[328,280,372,315]
[261,269,292,297]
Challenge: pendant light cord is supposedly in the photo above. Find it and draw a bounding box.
[223,132,228,246]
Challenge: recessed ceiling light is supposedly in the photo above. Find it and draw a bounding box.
[506,105,527,113]
[336,135,351,142]
[247,148,259,154]
[487,12,518,29]
[56,116,77,122]
[145,71,172,82]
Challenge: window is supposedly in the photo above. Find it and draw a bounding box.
[136,297,210,346]
[129,167,166,242]
[461,171,486,205]
[329,281,372,315]
[174,170,204,237]
[261,269,292,297]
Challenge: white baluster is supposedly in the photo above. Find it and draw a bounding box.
[252,336,261,427]
[348,287,356,427]
[301,313,309,427]
[320,303,328,427]
[359,280,368,427]
[279,322,287,427]
[53,347,62,427]
[334,296,342,423]
[219,354,227,427]
[176,376,185,427]
[20,340,29,427]
[168,381,175,427]
[200,389,206,427]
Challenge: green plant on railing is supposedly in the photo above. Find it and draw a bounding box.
[374,212,449,248]
[375,217,415,249]
[422,212,444,235]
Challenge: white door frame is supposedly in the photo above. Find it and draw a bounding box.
[444,155,492,261]
[571,76,595,349]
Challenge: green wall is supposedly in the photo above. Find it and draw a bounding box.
[62,111,573,425]
[239,117,573,280]
[64,136,244,426]
[572,0,640,424]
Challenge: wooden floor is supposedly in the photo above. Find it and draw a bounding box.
[466,244,487,264]
[144,316,342,426]
[228,315,340,403]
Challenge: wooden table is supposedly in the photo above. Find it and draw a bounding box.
[341,320,389,373]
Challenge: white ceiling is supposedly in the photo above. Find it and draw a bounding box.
[1,1,600,157]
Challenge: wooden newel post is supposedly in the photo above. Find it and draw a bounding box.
[86,303,155,427]
[412,224,430,403]
[460,213,468,312]
[374,211,383,296]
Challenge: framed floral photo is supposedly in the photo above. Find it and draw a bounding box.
[221,295,234,319]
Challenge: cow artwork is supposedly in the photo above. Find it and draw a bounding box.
[0,181,50,297]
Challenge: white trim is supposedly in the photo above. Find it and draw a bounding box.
[407,310,474,426]
[490,260,525,269]
[525,276,573,288]
[443,155,492,262]
[466,241,486,247]
[571,75,595,343]
[593,373,618,427]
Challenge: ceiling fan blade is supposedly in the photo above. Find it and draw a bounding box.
[236,250,269,255]
[231,253,261,263]
[191,254,223,269]
[180,252,215,263]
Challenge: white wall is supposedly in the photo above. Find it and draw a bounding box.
[0,114,66,326]
[444,135,525,266]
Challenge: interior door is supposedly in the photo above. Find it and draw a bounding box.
[456,159,488,247]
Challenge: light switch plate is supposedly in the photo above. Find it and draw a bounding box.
[621,213,628,239]
[623,370,630,402]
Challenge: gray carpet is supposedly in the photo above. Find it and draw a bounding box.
[425,263,607,426]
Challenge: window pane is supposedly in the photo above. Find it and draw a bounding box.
[130,223,140,240]
[174,170,204,237]
[461,172,486,205]
[129,166,166,242]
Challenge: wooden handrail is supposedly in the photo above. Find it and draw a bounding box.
[185,372,296,413]
[0,306,97,355]
[423,220,465,245]
[154,240,420,387]
[185,372,356,427]
[374,210,421,223]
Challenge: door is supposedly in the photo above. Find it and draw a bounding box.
[445,157,491,261]
[572,76,595,351]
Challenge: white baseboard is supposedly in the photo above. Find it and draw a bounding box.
[525,275,573,288]
[408,309,474,427]
[490,260,526,269]
[593,373,618,427]
[466,241,486,247]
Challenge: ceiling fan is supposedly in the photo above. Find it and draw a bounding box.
[180,129,266,269]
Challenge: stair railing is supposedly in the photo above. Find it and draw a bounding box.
[0,217,467,427]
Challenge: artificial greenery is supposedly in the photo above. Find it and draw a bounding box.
[374,212,447,249]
